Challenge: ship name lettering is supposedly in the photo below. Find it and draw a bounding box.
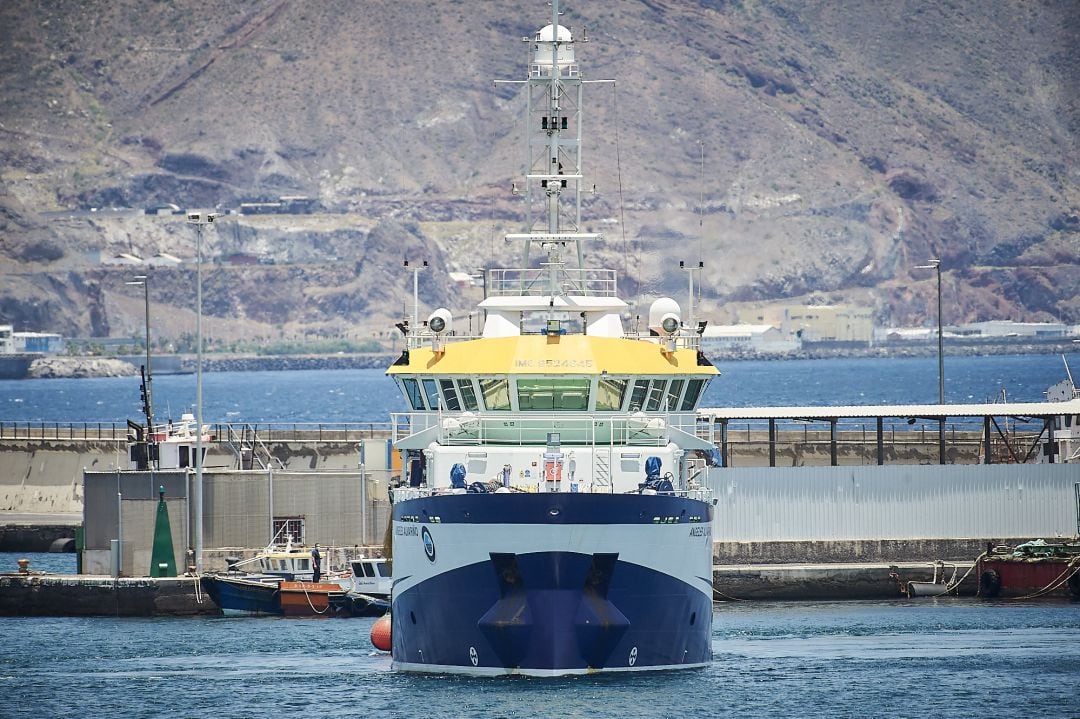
[689,526,708,537]
[396,526,419,537]
[514,359,595,368]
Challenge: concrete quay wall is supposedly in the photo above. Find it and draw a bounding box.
[713,537,1021,565]
[0,525,77,552]
[0,574,218,616]
[713,561,978,601]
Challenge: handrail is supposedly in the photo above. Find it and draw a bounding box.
[390,485,712,503]
[0,420,396,442]
[389,410,699,448]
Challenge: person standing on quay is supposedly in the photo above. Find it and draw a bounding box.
[312,543,322,583]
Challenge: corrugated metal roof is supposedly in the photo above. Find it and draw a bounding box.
[697,398,1080,420]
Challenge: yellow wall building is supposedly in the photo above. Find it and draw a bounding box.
[736,304,874,343]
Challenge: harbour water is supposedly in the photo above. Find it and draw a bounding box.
[3,353,1079,715]
[1,601,1078,718]
[1,352,1076,424]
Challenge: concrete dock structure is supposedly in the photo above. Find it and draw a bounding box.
[1,391,1077,614]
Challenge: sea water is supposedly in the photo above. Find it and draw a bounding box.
[1,352,1076,424]
[3,354,1079,716]
[1,601,1078,718]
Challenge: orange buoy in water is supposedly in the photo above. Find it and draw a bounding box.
[370,613,392,652]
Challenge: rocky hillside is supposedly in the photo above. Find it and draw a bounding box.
[0,0,1076,343]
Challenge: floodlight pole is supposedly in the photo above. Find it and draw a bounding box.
[126,274,154,457]
[916,259,944,404]
[187,211,218,572]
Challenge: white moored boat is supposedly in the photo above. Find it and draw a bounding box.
[385,1,719,677]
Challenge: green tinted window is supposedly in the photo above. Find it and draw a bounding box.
[681,378,706,410]
[480,379,511,411]
[402,378,424,410]
[517,378,591,411]
[666,379,684,411]
[628,380,649,411]
[596,378,628,411]
[645,381,667,411]
[422,379,440,409]
[457,380,479,411]
[439,379,461,411]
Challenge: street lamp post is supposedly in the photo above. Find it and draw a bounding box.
[916,259,944,404]
[187,210,219,572]
[125,274,154,436]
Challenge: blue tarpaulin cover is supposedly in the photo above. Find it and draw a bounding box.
[645,456,662,479]
[450,463,467,488]
[639,456,673,493]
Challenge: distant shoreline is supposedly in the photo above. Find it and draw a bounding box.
[2,339,1076,380]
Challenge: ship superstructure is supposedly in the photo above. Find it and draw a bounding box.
[385,1,719,676]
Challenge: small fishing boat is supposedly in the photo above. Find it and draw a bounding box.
[201,535,338,616]
[345,557,392,600]
[278,559,392,618]
[278,580,349,617]
[200,573,284,616]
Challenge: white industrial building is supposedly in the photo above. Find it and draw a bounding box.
[700,324,801,354]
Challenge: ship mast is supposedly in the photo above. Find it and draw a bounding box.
[503,0,596,297]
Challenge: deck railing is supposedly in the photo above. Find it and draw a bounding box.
[390,410,699,448]
[0,421,395,443]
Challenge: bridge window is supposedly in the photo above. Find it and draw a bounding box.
[628,380,649,411]
[402,378,424,410]
[666,379,685,411]
[681,378,706,410]
[517,378,591,410]
[439,379,461,411]
[480,379,511,410]
[596,377,628,411]
[645,381,668,412]
[457,380,479,411]
[422,379,440,409]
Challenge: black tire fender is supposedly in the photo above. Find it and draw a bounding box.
[979,569,1001,598]
[1067,570,1080,598]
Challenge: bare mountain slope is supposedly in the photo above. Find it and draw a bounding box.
[0,0,1076,341]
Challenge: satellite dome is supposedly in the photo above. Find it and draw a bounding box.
[536,24,573,43]
[532,24,576,71]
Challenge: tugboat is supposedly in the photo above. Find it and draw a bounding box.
[385,1,719,676]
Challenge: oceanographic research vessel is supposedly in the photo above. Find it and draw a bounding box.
[386,1,719,676]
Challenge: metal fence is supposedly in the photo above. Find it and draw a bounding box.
[707,464,1078,542]
[0,421,394,443]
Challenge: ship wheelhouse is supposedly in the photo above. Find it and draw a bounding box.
[389,319,718,493]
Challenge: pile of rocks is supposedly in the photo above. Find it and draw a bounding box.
[27,357,138,379]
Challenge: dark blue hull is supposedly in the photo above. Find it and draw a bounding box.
[201,575,282,616]
[390,493,714,675]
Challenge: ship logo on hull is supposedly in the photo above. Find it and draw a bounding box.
[422,526,436,563]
